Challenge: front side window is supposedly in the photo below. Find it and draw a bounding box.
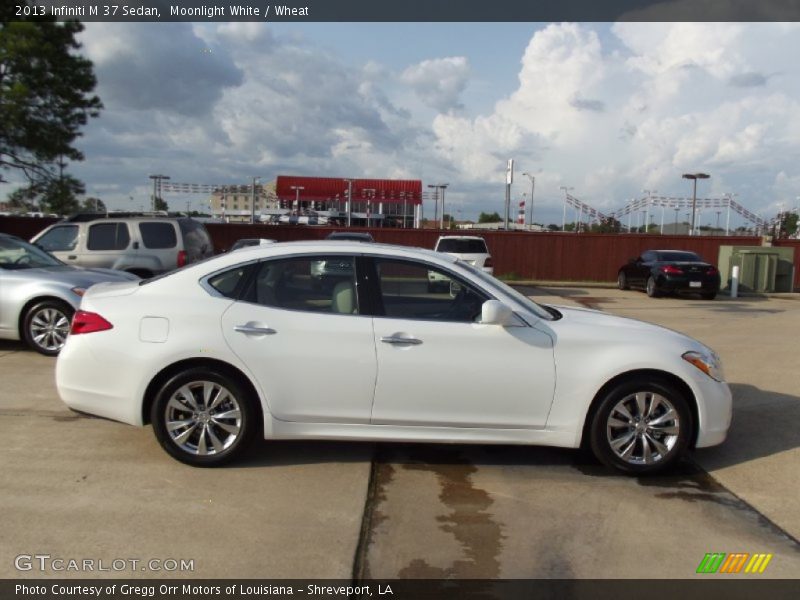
[139,222,177,249]
[87,223,130,251]
[374,259,488,322]
[35,225,79,252]
[244,256,358,315]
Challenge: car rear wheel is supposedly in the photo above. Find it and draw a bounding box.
[617,272,629,290]
[589,377,692,475]
[22,300,74,356]
[151,368,257,466]
[646,276,660,297]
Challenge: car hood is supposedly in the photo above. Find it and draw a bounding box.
[11,266,139,287]
[543,304,705,350]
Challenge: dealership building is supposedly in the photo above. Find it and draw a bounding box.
[209,176,423,227]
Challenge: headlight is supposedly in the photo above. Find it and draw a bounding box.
[71,287,86,297]
[682,350,725,382]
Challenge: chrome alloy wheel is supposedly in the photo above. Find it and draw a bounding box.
[606,391,680,466]
[164,381,242,456]
[29,307,71,353]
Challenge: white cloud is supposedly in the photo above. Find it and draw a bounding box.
[401,56,471,112]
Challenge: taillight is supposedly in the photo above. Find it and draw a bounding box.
[177,250,187,268]
[484,257,493,268]
[661,265,684,275]
[70,311,114,335]
[706,266,718,275]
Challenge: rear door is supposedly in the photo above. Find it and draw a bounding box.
[220,254,377,423]
[80,222,134,269]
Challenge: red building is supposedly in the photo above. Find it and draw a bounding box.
[275,176,422,227]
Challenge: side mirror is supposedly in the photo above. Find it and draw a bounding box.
[481,300,518,326]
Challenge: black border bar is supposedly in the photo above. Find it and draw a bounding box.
[15,0,800,22]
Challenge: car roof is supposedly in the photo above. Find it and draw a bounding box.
[437,235,485,240]
[211,240,458,264]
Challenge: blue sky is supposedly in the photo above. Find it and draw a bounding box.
[3,22,800,228]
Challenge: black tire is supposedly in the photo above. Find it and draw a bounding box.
[617,271,629,290]
[646,276,660,298]
[589,377,692,475]
[701,292,717,300]
[22,299,74,356]
[151,367,258,467]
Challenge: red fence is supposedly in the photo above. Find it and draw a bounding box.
[0,216,780,285]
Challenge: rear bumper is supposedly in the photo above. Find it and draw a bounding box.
[659,275,720,294]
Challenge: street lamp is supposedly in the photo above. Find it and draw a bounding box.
[427,184,448,229]
[289,185,304,214]
[682,173,710,236]
[149,174,170,213]
[522,172,535,228]
[251,176,261,224]
[559,186,574,231]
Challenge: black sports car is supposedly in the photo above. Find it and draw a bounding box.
[617,250,721,299]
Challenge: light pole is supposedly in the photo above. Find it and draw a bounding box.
[149,174,170,212]
[290,185,304,214]
[427,184,448,229]
[559,186,573,231]
[251,176,260,224]
[522,172,535,228]
[643,189,657,234]
[343,179,354,227]
[682,173,710,235]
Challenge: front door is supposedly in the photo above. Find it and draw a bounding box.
[368,258,555,429]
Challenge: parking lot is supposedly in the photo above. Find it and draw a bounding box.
[2,287,799,579]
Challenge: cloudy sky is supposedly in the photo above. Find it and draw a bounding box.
[5,21,800,227]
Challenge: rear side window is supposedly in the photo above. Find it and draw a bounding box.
[87,223,130,250]
[437,239,488,253]
[35,225,79,251]
[139,222,177,249]
[207,266,250,298]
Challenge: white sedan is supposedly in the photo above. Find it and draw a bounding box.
[56,241,731,474]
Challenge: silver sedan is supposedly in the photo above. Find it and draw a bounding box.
[0,233,139,355]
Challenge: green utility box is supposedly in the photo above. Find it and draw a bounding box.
[717,246,795,293]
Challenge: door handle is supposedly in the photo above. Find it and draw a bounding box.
[380,336,422,345]
[234,325,277,335]
[67,255,77,260]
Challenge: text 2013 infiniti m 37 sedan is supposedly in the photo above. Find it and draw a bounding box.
[56,242,731,474]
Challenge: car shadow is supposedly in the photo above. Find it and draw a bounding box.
[695,383,800,470]
[0,340,30,354]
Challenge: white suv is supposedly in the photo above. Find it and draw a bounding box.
[429,235,493,290]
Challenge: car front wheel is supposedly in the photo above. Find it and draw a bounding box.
[151,368,257,466]
[589,378,692,475]
[22,300,74,356]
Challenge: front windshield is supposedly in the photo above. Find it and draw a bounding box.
[459,261,553,320]
[0,236,63,270]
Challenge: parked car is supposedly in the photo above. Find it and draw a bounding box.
[31,216,214,278]
[618,250,721,299]
[325,231,374,242]
[230,238,276,252]
[56,241,731,474]
[0,233,139,355]
[430,235,493,291]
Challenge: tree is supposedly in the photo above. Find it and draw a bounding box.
[478,211,502,223]
[39,175,83,214]
[154,197,169,212]
[6,183,41,212]
[0,5,102,183]
[81,197,106,212]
